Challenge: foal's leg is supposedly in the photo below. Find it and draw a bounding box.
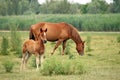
[40,54,44,69]
[20,53,26,70]
[24,52,31,69]
[35,53,40,71]
[51,39,64,55]
[62,40,67,55]
[20,52,29,70]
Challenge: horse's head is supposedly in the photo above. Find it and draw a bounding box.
[39,28,47,43]
[76,41,85,56]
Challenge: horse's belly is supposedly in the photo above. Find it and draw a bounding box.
[46,30,60,41]
[47,35,58,41]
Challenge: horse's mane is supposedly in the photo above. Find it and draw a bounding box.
[66,23,82,43]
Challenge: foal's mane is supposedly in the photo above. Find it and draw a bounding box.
[66,23,82,44]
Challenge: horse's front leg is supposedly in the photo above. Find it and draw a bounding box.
[51,39,64,55]
[62,40,67,55]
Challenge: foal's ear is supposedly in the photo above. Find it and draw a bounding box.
[40,28,43,32]
[45,28,47,32]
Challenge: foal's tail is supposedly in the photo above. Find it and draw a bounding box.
[29,27,35,40]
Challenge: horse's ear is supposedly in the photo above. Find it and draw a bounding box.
[45,28,47,32]
[83,41,85,43]
[40,28,43,32]
[83,41,85,44]
[82,41,85,45]
[82,41,85,44]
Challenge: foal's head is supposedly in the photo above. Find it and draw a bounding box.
[76,41,85,56]
[39,28,47,43]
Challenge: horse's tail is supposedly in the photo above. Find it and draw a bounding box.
[29,27,35,40]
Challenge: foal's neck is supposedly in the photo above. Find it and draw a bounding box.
[37,39,44,46]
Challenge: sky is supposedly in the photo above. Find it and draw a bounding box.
[38,0,113,4]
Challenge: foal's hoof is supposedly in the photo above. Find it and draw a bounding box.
[36,68,39,71]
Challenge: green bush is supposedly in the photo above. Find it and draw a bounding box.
[86,35,92,52]
[3,60,14,73]
[0,36,9,55]
[117,36,120,43]
[40,56,87,75]
[65,41,75,59]
[10,24,22,57]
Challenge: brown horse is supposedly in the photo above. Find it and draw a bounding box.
[29,22,85,55]
[20,28,47,70]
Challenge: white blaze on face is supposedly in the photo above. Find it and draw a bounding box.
[44,32,46,36]
[44,32,47,39]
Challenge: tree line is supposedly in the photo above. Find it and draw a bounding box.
[0,0,120,15]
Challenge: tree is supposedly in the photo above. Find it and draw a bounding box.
[112,0,120,13]
[28,0,40,14]
[80,4,88,14]
[87,0,101,14]
[57,0,71,14]
[0,0,8,15]
[40,0,78,14]
[18,0,29,14]
[0,0,40,15]
[87,0,108,14]
[99,0,108,13]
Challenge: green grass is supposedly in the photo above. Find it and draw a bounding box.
[0,31,120,80]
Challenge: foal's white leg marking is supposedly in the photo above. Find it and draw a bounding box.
[40,54,44,69]
[36,54,40,71]
[20,57,24,71]
[24,52,29,70]
[25,52,29,60]
[20,53,26,70]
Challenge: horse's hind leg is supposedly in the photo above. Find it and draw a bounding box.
[62,40,67,55]
[51,39,64,55]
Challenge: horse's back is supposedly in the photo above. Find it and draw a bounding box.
[30,22,73,41]
[43,22,69,41]
[23,40,36,53]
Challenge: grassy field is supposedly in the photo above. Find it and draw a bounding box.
[0,31,120,80]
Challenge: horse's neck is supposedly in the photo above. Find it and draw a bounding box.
[71,29,82,44]
[71,36,82,44]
